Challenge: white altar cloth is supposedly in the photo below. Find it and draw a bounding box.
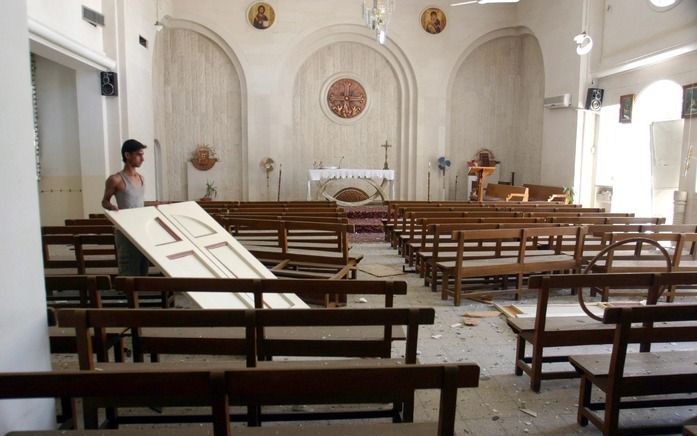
[308,168,395,181]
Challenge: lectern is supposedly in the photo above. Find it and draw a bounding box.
[467,166,496,201]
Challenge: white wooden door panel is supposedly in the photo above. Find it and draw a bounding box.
[158,202,274,279]
[105,204,308,309]
[106,207,226,278]
[157,202,307,308]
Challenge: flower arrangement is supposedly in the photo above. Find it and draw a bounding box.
[203,180,218,200]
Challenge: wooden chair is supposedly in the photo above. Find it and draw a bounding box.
[570,304,697,435]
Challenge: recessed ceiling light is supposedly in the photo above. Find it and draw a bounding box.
[648,0,681,11]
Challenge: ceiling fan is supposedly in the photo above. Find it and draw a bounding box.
[451,0,519,6]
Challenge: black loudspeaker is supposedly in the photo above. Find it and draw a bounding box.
[100,71,118,97]
[585,87,604,111]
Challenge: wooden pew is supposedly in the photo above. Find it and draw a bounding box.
[390,209,613,249]
[484,183,529,201]
[0,363,478,436]
[382,200,578,241]
[523,184,566,202]
[221,363,479,434]
[221,217,352,252]
[45,275,126,362]
[57,305,434,426]
[0,369,223,434]
[510,272,697,392]
[571,304,697,435]
[549,216,666,225]
[114,277,407,350]
[438,226,587,304]
[417,223,570,292]
[219,218,362,287]
[588,232,697,301]
[404,217,548,266]
[115,276,405,312]
[41,226,116,275]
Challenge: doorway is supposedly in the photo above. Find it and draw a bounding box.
[593,80,684,221]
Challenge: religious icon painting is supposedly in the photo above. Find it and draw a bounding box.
[421,7,446,35]
[619,94,634,124]
[326,78,368,119]
[248,2,275,30]
[683,83,697,119]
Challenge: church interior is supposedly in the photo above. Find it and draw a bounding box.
[1,0,697,434]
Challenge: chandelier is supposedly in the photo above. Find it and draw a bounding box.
[362,0,395,45]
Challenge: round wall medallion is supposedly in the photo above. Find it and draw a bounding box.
[190,144,218,171]
[421,7,446,34]
[248,2,275,30]
[326,79,368,119]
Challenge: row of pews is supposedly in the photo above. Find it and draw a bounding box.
[383,200,697,304]
[15,273,481,434]
[9,273,697,435]
[384,200,697,435]
[42,201,365,305]
[10,199,697,435]
[15,201,484,434]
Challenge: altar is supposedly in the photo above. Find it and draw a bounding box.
[307,168,395,206]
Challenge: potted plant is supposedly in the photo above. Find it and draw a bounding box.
[562,186,574,204]
[201,180,217,201]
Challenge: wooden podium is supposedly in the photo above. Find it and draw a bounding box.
[467,166,496,201]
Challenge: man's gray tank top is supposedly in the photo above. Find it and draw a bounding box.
[114,171,144,209]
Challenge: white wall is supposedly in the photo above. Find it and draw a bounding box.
[0,0,54,433]
[599,0,697,72]
[34,55,83,225]
[18,0,697,210]
[165,0,518,200]
[27,0,104,53]
[517,0,585,188]
[120,0,158,199]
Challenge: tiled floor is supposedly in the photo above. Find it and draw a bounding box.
[350,241,697,435]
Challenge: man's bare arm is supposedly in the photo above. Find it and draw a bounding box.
[101,175,120,211]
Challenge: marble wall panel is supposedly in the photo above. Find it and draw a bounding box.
[154,27,242,201]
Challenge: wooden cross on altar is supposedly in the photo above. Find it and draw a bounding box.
[381,140,392,170]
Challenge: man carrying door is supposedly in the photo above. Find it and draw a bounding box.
[101,139,149,276]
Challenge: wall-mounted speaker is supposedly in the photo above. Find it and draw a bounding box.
[585,87,604,111]
[100,71,118,97]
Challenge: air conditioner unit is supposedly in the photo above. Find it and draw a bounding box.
[543,94,571,109]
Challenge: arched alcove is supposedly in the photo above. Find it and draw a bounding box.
[447,27,544,199]
[289,41,401,200]
[153,19,247,201]
[276,25,417,200]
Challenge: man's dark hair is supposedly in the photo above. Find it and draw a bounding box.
[121,139,147,163]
